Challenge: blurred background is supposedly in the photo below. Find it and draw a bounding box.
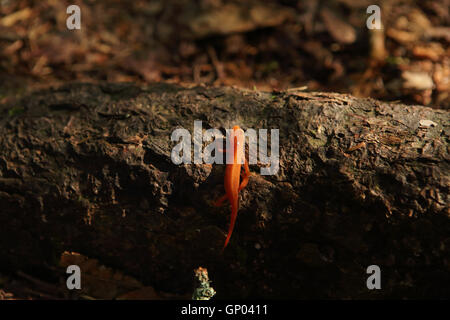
[0,0,448,108]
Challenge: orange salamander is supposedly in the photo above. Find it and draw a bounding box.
[214,125,250,251]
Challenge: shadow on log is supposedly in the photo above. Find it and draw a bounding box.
[0,82,449,298]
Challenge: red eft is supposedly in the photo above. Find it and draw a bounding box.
[215,125,250,251]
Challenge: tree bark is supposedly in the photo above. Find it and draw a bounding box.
[0,82,449,298]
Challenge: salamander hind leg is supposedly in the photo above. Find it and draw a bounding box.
[238,158,251,192]
[214,194,228,207]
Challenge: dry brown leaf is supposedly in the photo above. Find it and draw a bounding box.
[412,44,445,61]
[320,7,356,44]
[0,8,32,27]
[387,28,418,43]
[189,4,294,38]
[402,71,434,90]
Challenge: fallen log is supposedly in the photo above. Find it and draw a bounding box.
[0,82,448,298]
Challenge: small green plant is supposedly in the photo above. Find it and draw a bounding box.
[192,267,216,300]
[8,106,24,116]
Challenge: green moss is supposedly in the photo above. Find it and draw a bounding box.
[385,56,409,66]
[8,106,24,116]
[306,132,328,148]
[261,61,279,74]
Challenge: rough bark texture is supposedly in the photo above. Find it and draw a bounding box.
[0,82,449,299]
